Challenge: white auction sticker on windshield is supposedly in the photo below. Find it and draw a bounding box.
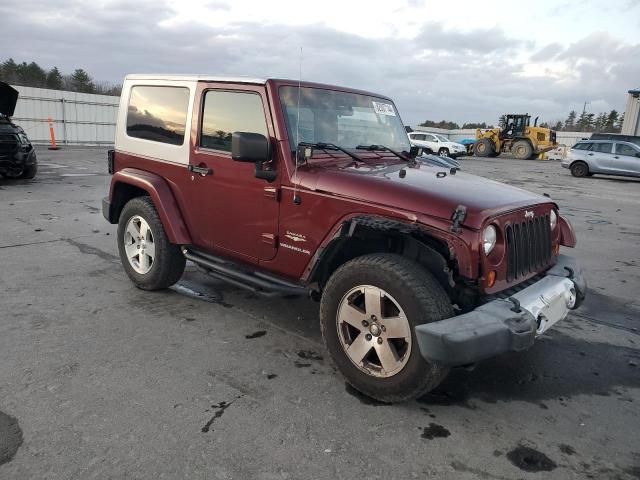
[372,101,396,116]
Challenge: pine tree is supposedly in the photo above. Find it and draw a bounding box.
[564,111,577,131]
[594,113,607,132]
[46,66,63,90]
[70,68,95,93]
[553,121,563,131]
[605,110,619,133]
[0,58,18,83]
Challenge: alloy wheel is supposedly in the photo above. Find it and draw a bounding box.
[123,215,156,274]
[336,285,412,378]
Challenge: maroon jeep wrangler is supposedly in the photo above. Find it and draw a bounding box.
[103,74,586,402]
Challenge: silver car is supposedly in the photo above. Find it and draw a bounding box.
[561,140,640,178]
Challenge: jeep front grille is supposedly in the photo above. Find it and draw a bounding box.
[505,214,552,282]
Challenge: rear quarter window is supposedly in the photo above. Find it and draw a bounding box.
[126,86,190,145]
[573,142,591,150]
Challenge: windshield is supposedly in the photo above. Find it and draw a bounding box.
[435,134,450,142]
[279,86,410,153]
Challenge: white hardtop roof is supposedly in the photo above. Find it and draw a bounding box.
[124,74,267,84]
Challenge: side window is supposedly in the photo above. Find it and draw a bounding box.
[573,143,590,150]
[200,90,268,152]
[593,143,612,154]
[127,86,189,145]
[616,143,637,156]
[424,134,436,141]
[414,134,426,141]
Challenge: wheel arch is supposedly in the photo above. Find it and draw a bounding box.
[107,168,192,245]
[305,216,470,301]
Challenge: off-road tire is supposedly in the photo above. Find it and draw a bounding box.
[570,161,589,177]
[117,196,185,290]
[438,148,450,157]
[20,162,38,179]
[474,138,494,157]
[512,140,533,159]
[320,253,453,403]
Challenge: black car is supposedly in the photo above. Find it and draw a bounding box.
[590,132,640,148]
[0,82,37,179]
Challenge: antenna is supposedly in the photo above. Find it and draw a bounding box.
[292,47,302,205]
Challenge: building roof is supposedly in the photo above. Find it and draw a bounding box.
[124,74,267,84]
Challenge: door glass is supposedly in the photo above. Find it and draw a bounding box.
[200,91,268,152]
[593,143,612,154]
[616,143,637,156]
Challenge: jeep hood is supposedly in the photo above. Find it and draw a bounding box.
[0,82,18,117]
[297,162,552,230]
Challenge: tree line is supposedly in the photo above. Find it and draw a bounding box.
[0,58,121,96]
[419,120,495,129]
[420,109,625,133]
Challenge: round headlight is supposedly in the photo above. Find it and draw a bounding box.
[550,210,557,230]
[483,225,497,255]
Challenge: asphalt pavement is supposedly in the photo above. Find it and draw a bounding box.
[0,147,638,479]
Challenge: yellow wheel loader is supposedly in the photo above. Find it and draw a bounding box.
[474,114,557,159]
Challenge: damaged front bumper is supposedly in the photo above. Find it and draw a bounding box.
[415,254,586,367]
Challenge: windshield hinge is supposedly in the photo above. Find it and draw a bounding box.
[451,205,467,233]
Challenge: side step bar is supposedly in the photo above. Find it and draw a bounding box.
[182,247,308,298]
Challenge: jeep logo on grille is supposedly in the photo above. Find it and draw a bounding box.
[524,210,534,219]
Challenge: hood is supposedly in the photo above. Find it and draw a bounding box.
[444,141,465,148]
[0,82,19,117]
[297,161,552,230]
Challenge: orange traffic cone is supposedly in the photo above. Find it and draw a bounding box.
[47,117,60,150]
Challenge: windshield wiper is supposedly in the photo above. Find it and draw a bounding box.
[356,144,416,165]
[298,142,364,164]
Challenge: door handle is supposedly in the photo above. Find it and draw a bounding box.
[613,156,619,159]
[588,153,594,156]
[188,164,213,176]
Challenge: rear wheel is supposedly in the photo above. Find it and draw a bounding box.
[570,161,589,177]
[512,140,533,159]
[117,196,185,290]
[320,254,453,403]
[474,138,494,157]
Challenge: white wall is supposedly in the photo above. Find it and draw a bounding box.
[11,85,119,145]
[621,90,640,136]
[411,125,592,147]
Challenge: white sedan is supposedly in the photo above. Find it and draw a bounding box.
[408,132,467,158]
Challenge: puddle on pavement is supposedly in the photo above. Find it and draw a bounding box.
[506,445,557,472]
[421,423,451,440]
[0,411,23,466]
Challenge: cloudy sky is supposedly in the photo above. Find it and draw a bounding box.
[3,0,639,125]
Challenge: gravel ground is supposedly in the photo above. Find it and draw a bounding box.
[0,147,638,479]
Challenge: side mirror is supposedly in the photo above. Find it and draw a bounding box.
[231,132,276,182]
[232,132,270,163]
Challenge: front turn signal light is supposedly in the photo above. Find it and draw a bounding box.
[487,270,497,288]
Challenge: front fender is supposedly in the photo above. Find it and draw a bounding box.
[108,168,192,245]
[559,214,576,248]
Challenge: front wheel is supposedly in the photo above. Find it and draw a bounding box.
[438,148,450,157]
[117,196,185,290]
[570,161,589,177]
[512,140,533,159]
[320,254,453,403]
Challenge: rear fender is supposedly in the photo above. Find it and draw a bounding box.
[108,168,191,245]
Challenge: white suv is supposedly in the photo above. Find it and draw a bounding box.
[408,132,467,158]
